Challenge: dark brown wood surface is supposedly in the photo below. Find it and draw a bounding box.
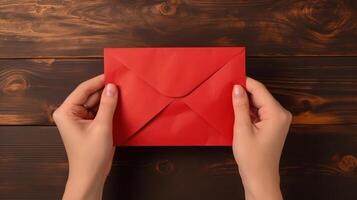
[1,125,357,199]
[0,0,356,57]
[0,0,356,199]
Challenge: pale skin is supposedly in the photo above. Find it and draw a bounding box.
[53,74,292,200]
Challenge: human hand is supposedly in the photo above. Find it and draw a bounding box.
[232,77,292,200]
[53,74,118,200]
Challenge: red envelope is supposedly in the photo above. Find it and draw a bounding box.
[104,47,246,146]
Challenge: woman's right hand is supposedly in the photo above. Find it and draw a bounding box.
[232,77,292,200]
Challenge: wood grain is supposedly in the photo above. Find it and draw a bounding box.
[0,125,356,200]
[1,57,356,125]
[0,0,356,58]
[0,58,102,124]
[0,0,356,199]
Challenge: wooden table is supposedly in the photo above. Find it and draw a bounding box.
[0,1,356,199]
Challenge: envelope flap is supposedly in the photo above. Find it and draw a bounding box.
[105,47,244,97]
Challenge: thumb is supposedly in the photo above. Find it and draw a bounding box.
[95,83,118,125]
[232,85,252,132]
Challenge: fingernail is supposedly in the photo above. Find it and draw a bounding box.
[234,85,244,97]
[105,83,117,96]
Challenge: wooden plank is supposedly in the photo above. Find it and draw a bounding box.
[0,58,102,125]
[1,57,356,125]
[0,125,356,200]
[0,0,356,58]
[248,56,357,124]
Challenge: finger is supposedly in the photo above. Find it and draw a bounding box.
[246,77,280,109]
[83,90,102,109]
[64,74,104,106]
[232,85,253,132]
[94,83,118,126]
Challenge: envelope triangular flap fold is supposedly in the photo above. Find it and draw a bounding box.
[183,51,246,139]
[105,47,244,97]
[104,51,173,144]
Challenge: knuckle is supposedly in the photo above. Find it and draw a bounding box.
[52,108,63,123]
[101,97,114,107]
[254,80,267,90]
[277,109,292,123]
[256,81,266,88]
[234,98,249,108]
[97,100,116,116]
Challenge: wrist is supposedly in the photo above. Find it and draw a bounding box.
[244,183,282,200]
[241,171,282,200]
[63,170,106,200]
